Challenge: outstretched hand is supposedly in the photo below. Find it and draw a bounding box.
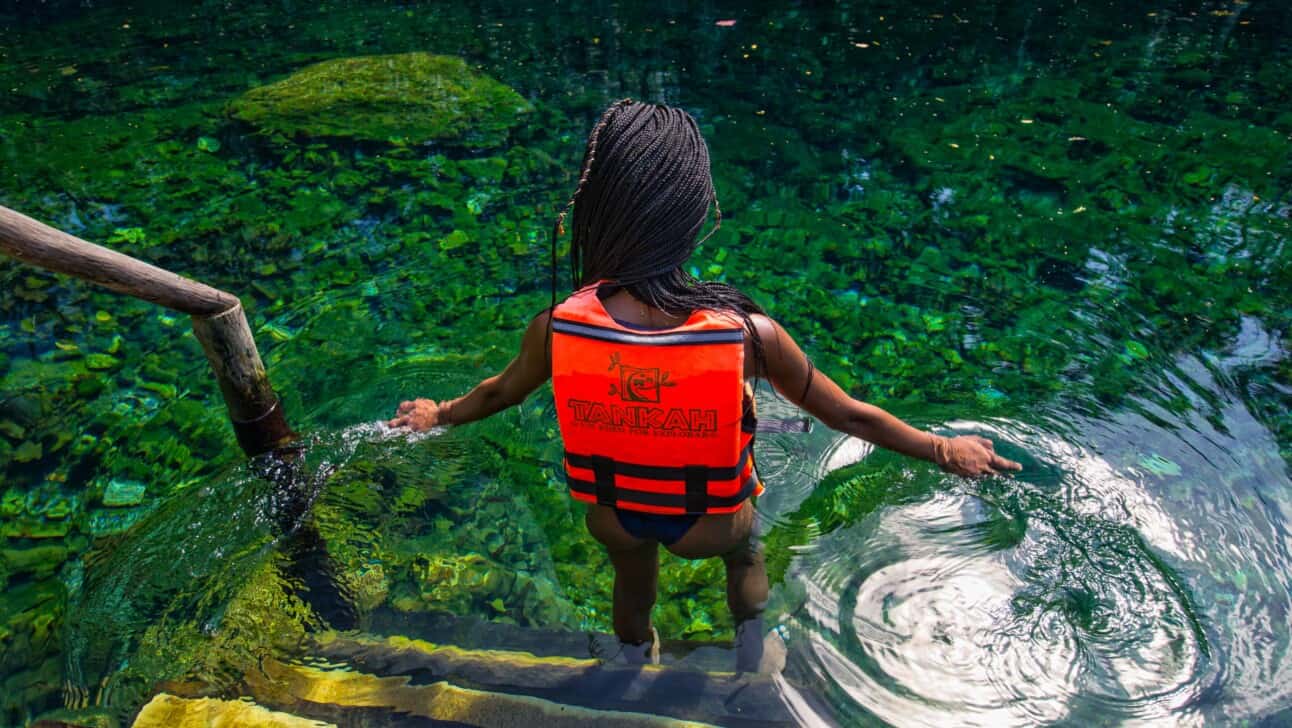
[932,435,1022,477]
[388,398,443,432]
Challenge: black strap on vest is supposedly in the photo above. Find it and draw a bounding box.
[565,472,757,512]
[589,455,616,506]
[684,465,709,514]
[566,445,752,483]
[564,448,757,514]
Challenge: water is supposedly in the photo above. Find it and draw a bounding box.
[1,1,1289,725]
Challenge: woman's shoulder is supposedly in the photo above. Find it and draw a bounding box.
[745,312,781,340]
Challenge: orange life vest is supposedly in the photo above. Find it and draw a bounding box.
[551,283,761,515]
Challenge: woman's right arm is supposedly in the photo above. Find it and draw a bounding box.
[388,310,552,431]
[751,314,1020,476]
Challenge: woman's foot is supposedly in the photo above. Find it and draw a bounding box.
[620,625,661,665]
[593,625,660,665]
[734,618,786,674]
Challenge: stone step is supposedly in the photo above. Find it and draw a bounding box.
[364,609,777,674]
[244,657,720,727]
[305,632,796,725]
[132,694,332,727]
[119,618,802,728]
[134,681,707,728]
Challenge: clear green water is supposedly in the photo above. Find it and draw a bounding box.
[1,0,1289,725]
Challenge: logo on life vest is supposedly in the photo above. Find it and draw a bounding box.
[565,352,717,437]
[565,399,718,435]
[606,352,674,403]
[620,365,662,402]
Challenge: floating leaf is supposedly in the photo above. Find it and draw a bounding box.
[1232,570,1248,592]
[196,136,221,153]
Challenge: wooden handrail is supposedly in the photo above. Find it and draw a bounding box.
[0,204,294,456]
[0,205,238,315]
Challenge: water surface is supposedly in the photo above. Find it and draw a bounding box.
[1,1,1289,725]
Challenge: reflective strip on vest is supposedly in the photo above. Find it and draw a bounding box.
[551,283,759,516]
[552,319,746,346]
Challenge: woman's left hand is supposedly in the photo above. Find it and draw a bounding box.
[932,435,1022,477]
[388,398,443,431]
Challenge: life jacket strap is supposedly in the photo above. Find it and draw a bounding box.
[684,465,709,514]
[589,454,617,507]
[565,445,752,482]
[565,471,758,512]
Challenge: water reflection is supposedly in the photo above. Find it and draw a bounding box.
[781,460,1204,724]
[772,345,1291,725]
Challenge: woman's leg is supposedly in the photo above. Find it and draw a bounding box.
[721,536,768,624]
[585,505,659,645]
[665,499,768,624]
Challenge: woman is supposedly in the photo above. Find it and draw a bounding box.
[389,99,1020,669]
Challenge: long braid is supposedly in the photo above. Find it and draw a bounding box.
[549,100,770,380]
[547,100,633,359]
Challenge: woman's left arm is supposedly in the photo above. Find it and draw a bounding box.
[389,311,552,431]
[752,314,1021,476]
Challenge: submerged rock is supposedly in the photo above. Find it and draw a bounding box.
[230,52,531,147]
[102,479,147,507]
[1,519,70,539]
[87,507,149,537]
[1,545,69,580]
[1,489,23,517]
[83,353,121,371]
[412,553,500,606]
[133,694,319,728]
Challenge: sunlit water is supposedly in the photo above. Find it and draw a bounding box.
[1,1,1289,726]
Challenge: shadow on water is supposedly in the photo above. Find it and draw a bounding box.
[53,295,580,723]
[60,435,356,716]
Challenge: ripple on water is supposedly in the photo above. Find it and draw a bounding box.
[780,430,1211,727]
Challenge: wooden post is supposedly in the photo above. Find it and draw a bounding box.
[191,304,296,455]
[0,204,295,456]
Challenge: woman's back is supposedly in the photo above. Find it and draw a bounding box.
[389,99,1021,670]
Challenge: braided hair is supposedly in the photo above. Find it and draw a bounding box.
[550,100,769,377]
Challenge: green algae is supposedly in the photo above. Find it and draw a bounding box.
[0,0,1288,722]
[1,545,69,580]
[229,53,532,147]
